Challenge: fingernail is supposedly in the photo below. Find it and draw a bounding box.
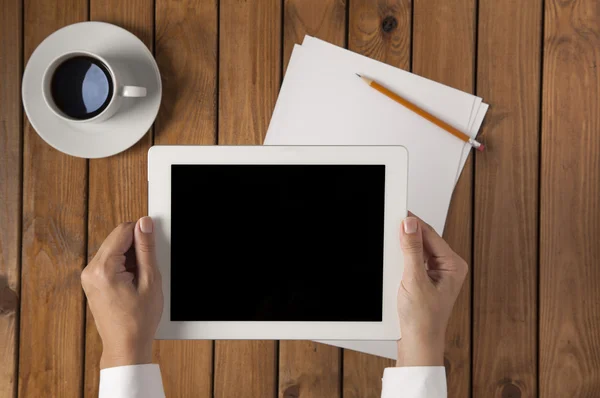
[404,217,418,234]
[140,217,153,234]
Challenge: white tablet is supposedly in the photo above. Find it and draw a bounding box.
[148,145,408,340]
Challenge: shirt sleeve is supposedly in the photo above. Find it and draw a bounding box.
[99,364,166,398]
[381,366,447,398]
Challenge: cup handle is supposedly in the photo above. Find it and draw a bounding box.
[121,85,147,97]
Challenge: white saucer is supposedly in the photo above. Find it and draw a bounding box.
[22,22,162,159]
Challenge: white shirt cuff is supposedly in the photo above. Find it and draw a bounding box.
[99,364,166,398]
[381,366,447,398]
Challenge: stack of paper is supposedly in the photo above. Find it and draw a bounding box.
[264,36,488,359]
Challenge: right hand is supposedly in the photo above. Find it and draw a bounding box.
[396,215,468,366]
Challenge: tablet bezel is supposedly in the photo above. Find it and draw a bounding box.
[148,145,407,340]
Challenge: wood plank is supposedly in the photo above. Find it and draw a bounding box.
[348,0,411,70]
[412,1,475,397]
[473,0,542,396]
[279,341,340,398]
[216,0,280,396]
[540,0,600,396]
[218,0,281,146]
[282,0,346,73]
[153,0,218,396]
[215,341,277,398]
[155,0,218,146]
[279,1,345,397]
[82,1,154,397]
[19,0,88,395]
[0,0,22,396]
[343,352,395,398]
[344,1,410,396]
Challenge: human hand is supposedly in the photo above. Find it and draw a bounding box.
[81,217,163,369]
[396,215,468,366]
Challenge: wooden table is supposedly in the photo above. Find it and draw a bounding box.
[1,0,599,397]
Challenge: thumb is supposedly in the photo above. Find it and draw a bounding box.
[134,216,158,289]
[400,217,427,283]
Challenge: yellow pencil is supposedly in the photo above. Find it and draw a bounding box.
[356,74,484,151]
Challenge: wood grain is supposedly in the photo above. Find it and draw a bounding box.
[279,341,341,398]
[0,0,22,396]
[216,0,280,396]
[412,0,476,396]
[19,0,88,396]
[343,351,393,398]
[348,0,411,70]
[155,0,218,146]
[540,0,600,396]
[474,0,542,396]
[215,340,277,398]
[282,0,346,73]
[344,1,411,395]
[279,1,345,397]
[218,0,281,146]
[83,2,154,396]
[154,0,218,395]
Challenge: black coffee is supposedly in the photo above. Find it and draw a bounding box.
[50,56,113,120]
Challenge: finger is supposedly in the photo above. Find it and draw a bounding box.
[400,217,427,283]
[420,223,455,261]
[114,268,135,285]
[134,216,159,289]
[96,222,135,258]
[81,253,128,294]
[93,222,135,275]
[407,213,454,260]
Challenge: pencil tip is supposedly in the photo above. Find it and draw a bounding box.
[355,73,362,78]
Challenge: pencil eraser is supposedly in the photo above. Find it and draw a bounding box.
[477,144,485,152]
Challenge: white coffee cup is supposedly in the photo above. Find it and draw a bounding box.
[42,50,147,123]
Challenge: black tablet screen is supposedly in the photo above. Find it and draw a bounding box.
[171,164,385,322]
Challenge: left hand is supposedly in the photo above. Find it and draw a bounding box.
[81,217,164,369]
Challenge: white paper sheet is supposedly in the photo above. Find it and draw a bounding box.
[264,37,489,359]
